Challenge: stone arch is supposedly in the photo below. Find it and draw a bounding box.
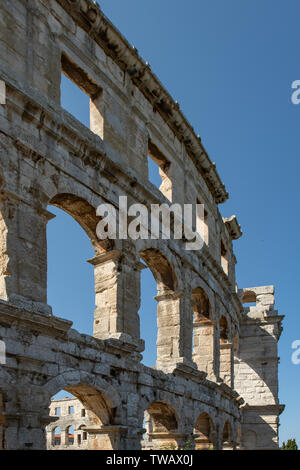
[44,371,121,422]
[44,372,122,450]
[47,191,120,338]
[76,423,87,447]
[139,248,186,368]
[52,426,61,446]
[136,238,183,291]
[219,315,229,343]
[142,400,181,450]
[140,248,178,294]
[147,401,179,432]
[190,277,215,315]
[192,287,211,321]
[48,192,112,254]
[76,423,87,431]
[194,412,215,450]
[66,424,75,445]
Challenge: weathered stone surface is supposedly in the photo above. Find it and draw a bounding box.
[0,0,283,450]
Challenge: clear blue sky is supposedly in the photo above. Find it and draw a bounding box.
[48,0,300,445]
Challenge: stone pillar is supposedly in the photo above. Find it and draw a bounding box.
[231,341,235,389]
[213,323,220,379]
[89,250,143,350]
[2,410,50,450]
[219,343,233,387]
[0,191,53,315]
[193,319,214,377]
[85,425,128,450]
[124,426,145,450]
[0,384,60,450]
[146,432,188,450]
[63,427,69,446]
[235,286,284,449]
[156,291,193,370]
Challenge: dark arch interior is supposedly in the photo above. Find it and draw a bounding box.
[219,316,229,342]
[192,287,211,321]
[140,249,177,293]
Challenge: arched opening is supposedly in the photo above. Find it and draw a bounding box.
[220,316,229,343]
[77,425,88,447]
[139,249,180,368]
[192,287,214,375]
[67,425,74,445]
[139,262,158,366]
[47,194,103,335]
[194,412,214,450]
[219,316,232,386]
[52,426,61,446]
[222,421,234,450]
[141,402,179,450]
[140,249,177,294]
[147,140,172,202]
[46,384,116,450]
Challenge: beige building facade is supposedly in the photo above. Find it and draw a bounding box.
[0,0,284,450]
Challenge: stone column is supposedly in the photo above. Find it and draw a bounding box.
[89,250,143,351]
[156,291,194,370]
[0,191,53,315]
[146,432,188,450]
[213,323,220,379]
[85,425,128,450]
[219,343,233,387]
[193,319,214,377]
[2,409,52,450]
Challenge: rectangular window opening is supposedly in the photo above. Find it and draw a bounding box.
[147,140,172,201]
[196,198,209,245]
[221,241,229,274]
[61,53,104,139]
[81,409,86,417]
[68,405,74,415]
[54,407,61,416]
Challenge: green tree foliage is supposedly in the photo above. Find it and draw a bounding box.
[281,439,298,450]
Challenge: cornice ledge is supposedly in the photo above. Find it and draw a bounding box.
[54,0,228,204]
[223,215,243,240]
